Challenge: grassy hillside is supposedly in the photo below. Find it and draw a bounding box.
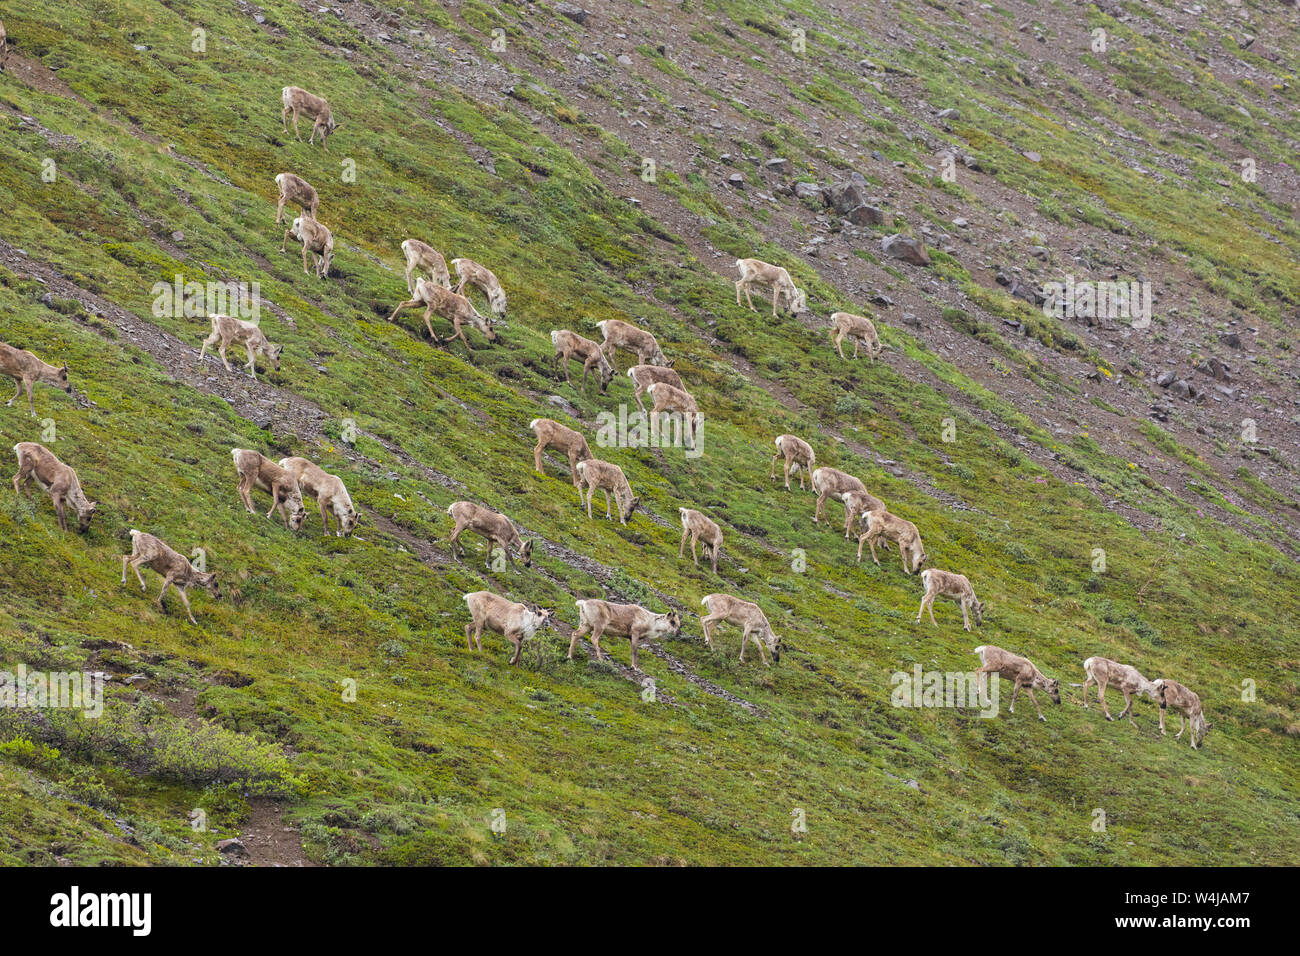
[0,0,1296,865]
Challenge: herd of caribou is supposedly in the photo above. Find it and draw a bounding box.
[0,78,1210,747]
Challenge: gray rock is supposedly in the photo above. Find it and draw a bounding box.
[937,108,961,120]
[1156,370,1177,387]
[556,3,589,24]
[825,180,869,215]
[216,838,247,856]
[846,204,884,226]
[882,234,930,266]
[793,182,823,200]
[1219,331,1242,349]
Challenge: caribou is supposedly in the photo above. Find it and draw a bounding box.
[974,645,1061,721]
[0,342,72,417]
[12,442,96,532]
[529,418,593,488]
[280,85,338,148]
[569,599,681,671]
[121,529,221,625]
[463,590,554,665]
[699,593,782,665]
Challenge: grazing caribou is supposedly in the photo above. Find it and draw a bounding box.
[699,593,782,665]
[551,329,614,394]
[0,342,72,417]
[281,85,338,149]
[199,315,282,379]
[400,239,451,295]
[447,501,532,570]
[274,172,319,225]
[282,215,333,278]
[529,418,592,488]
[12,442,96,532]
[857,509,926,574]
[278,456,358,536]
[1082,657,1159,725]
[829,311,883,361]
[1153,678,1211,749]
[843,488,887,539]
[574,458,640,525]
[812,467,877,537]
[646,381,701,450]
[678,507,723,574]
[734,258,807,317]
[388,279,496,350]
[917,569,983,631]
[570,599,682,670]
[627,364,684,414]
[974,645,1061,721]
[771,434,815,492]
[595,319,669,368]
[231,449,306,530]
[450,258,507,320]
[463,590,554,665]
[121,529,221,625]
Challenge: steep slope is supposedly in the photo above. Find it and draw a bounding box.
[0,0,1296,865]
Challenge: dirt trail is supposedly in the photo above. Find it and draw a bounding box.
[237,799,314,867]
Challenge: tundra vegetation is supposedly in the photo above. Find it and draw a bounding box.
[0,0,1296,867]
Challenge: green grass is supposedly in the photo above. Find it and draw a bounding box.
[0,0,1296,865]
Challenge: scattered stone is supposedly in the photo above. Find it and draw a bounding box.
[728,173,744,188]
[881,234,930,266]
[616,53,633,66]
[846,204,884,226]
[216,838,247,856]
[171,231,185,243]
[825,180,869,215]
[1156,370,1177,387]
[1219,331,1242,349]
[556,3,589,24]
[1196,357,1231,382]
[1023,151,1042,163]
[952,217,968,228]
[1008,279,1043,306]
[765,157,790,172]
[937,108,961,120]
[793,182,823,200]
